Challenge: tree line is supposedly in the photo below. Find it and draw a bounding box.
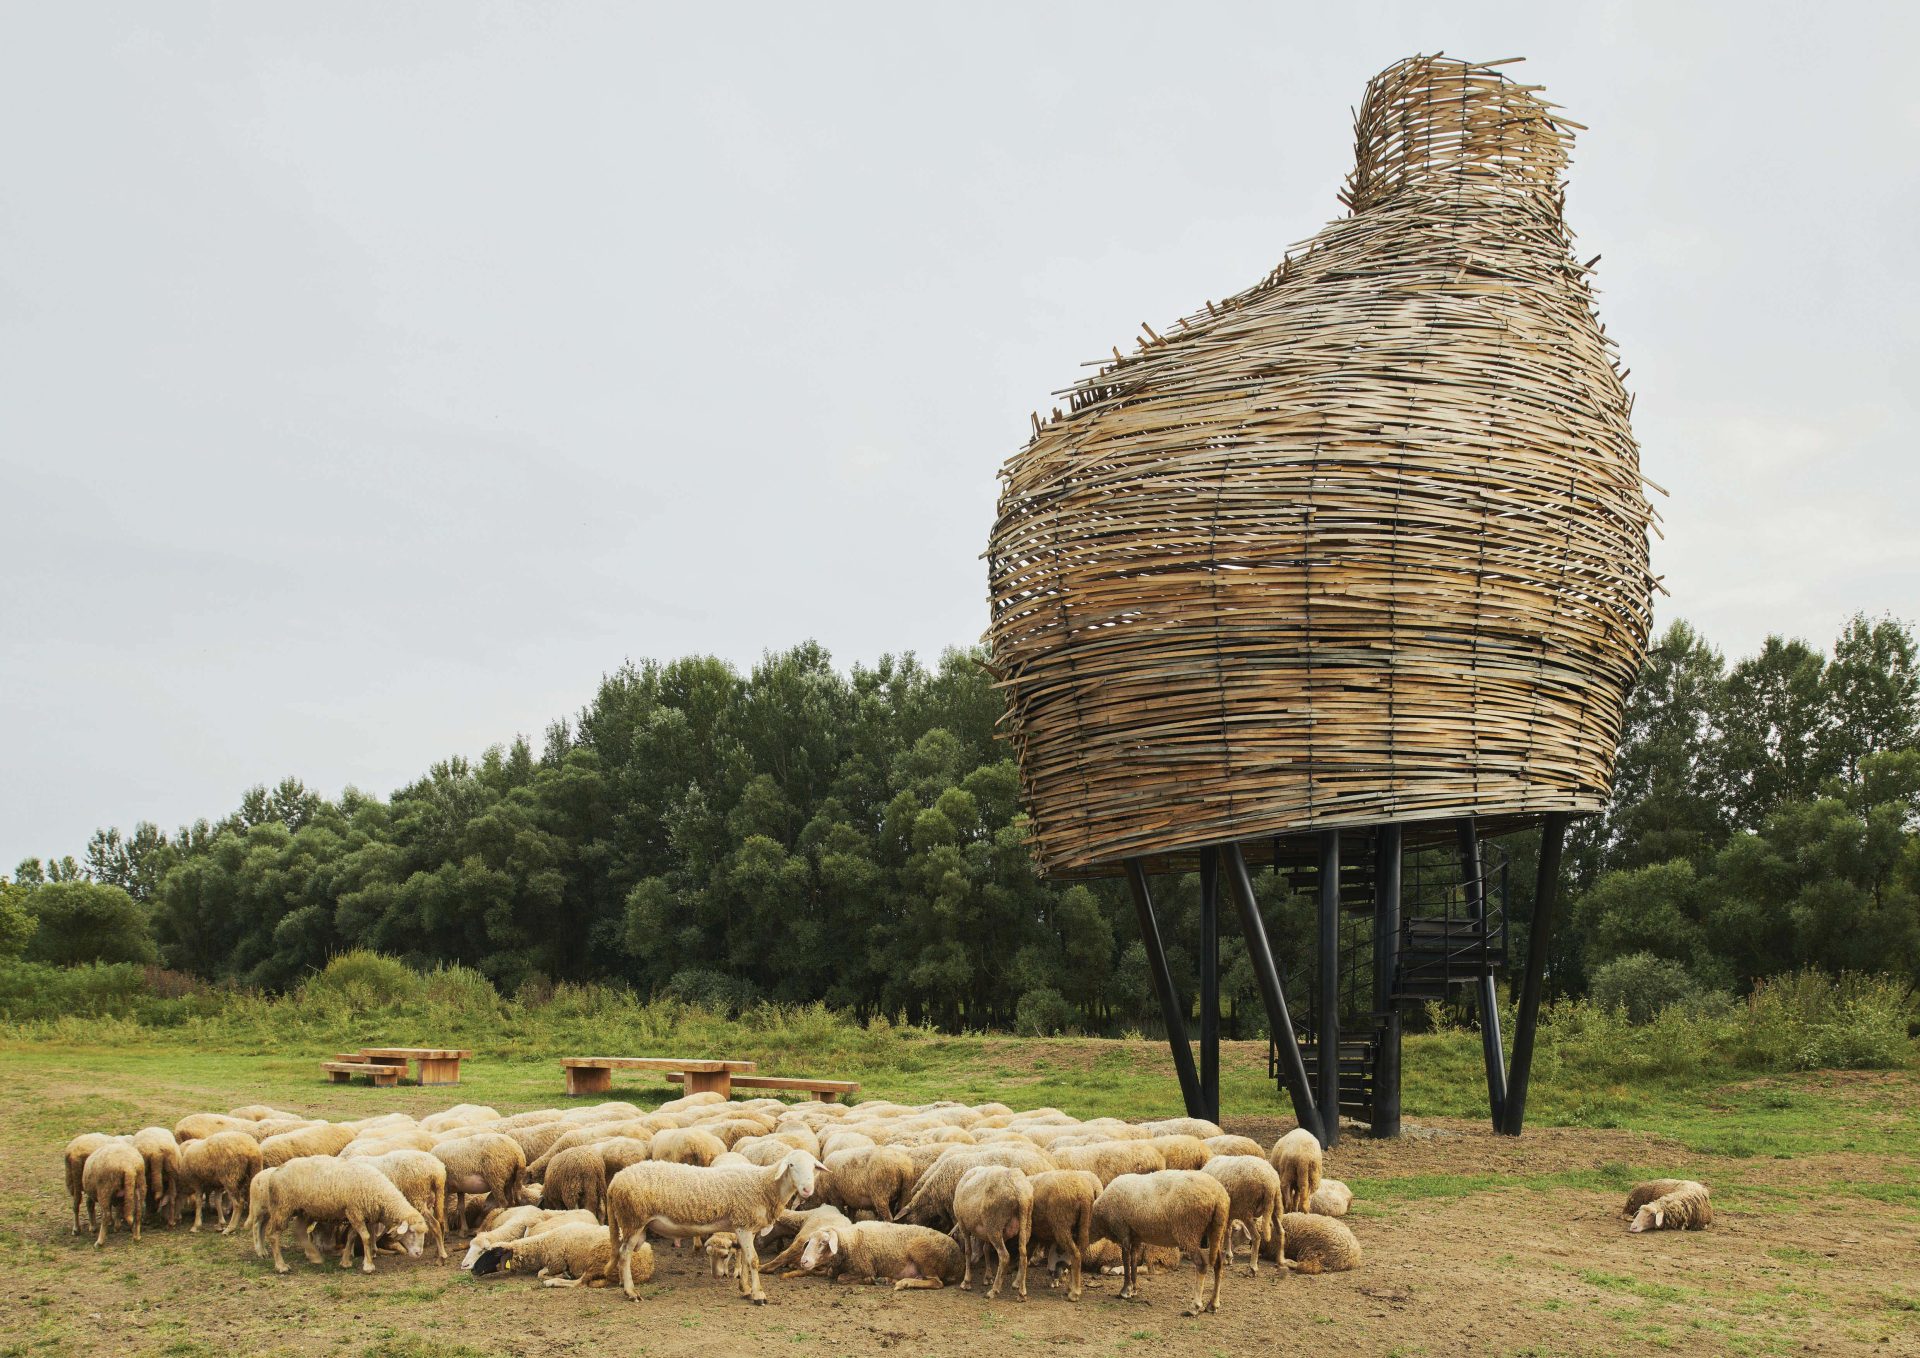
[4,615,1916,1032]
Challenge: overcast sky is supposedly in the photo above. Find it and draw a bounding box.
[3,2,1916,869]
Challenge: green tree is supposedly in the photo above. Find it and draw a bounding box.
[22,880,157,966]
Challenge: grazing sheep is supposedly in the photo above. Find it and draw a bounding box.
[460,1208,599,1268]
[795,1221,965,1289]
[419,1104,501,1134]
[1309,1178,1352,1218]
[1049,1140,1167,1186]
[818,1129,876,1160]
[1203,1135,1266,1159]
[1629,1181,1712,1233]
[244,1167,279,1254]
[762,1205,855,1273]
[648,1127,727,1168]
[821,1145,916,1223]
[1269,1128,1322,1215]
[1090,1170,1230,1315]
[1623,1179,1691,1216]
[500,1122,575,1164]
[597,1137,656,1176]
[1086,1239,1183,1275]
[1147,1134,1214,1172]
[82,1142,147,1246]
[179,1130,265,1233]
[342,1127,439,1157]
[897,1145,1056,1228]
[1201,1156,1283,1275]
[257,1156,428,1274]
[1279,1211,1360,1273]
[694,1117,778,1149]
[175,1112,255,1144]
[229,1104,296,1121]
[734,1135,804,1167]
[1026,1169,1100,1301]
[64,1134,112,1234]
[538,1145,609,1218]
[432,1132,528,1220]
[526,1122,653,1179]
[605,1149,823,1301]
[472,1221,630,1287]
[1139,1117,1226,1140]
[130,1127,182,1226]
[951,1165,1033,1301]
[362,1150,449,1261]
[248,1117,329,1141]
[260,1123,357,1167]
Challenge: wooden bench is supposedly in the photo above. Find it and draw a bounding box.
[320,1059,402,1087]
[560,1056,755,1098]
[666,1072,858,1103]
[357,1047,473,1086]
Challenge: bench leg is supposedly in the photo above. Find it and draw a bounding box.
[327,1070,351,1084]
[370,1070,400,1088]
[416,1058,461,1086]
[566,1066,612,1097]
[683,1070,732,1099]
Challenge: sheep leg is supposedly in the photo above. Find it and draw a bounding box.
[92,1191,108,1247]
[352,1214,378,1273]
[618,1225,648,1300]
[72,1189,83,1236]
[892,1278,943,1290]
[1015,1213,1030,1301]
[301,1220,325,1265]
[268,1211,293,1274]
[959,1232,975,1291]
[128,1173,142,1242]
[735,1227,766,1304]
[1066,1241,1084,1303]
[986,1235,1009,1300]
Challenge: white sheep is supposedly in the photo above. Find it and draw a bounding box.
[794,1221,965,1289]
[63,1134,112,1235]
[1026,1169,1100,1301]
[762,1205,855,1274]
[820,1145,916,1222]
[419,1104,501,1134]
[1278,1211,1361,1272]
[1309,1178,1352,1217]
[471,1221,633,1287]
[1048,1140,1167,1185]
[1089,1170,1231,1315]
[431,1132,528,1220]
[1269,1127,1322,1215]
[1203,1134,1266,1159]
[131,1127,183,1227]
[179,1129,265,1233]
[538,1145,609,1218]
[460,1208,599,1268]
[605,1149,823,1301]
[1200,1155,1283,1274]
[82,1141,147,1246]
[256,1156,429,1274]
[897,1145,1056,1228]
[951,1165,1033,1301]
[1629,1181,1712,1233]
[259,1123,357,1166]
[362,1149,449,1261]
[649,1126,727,1167]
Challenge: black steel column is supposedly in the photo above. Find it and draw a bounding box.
[1370,823,1403,1138]
[1500,813,1569,1136]
[1315,830,1341,1148]
[1198,847,1221,1126]
[1123,858,1204,1119]
[1222,842,1322,1142]
[1456,819,1507,1130]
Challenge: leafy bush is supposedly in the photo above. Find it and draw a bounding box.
[1015,986,1077,1037]
[423,963,500,1015]
[664,968,759,1017]
[1588,952,1708,1024]
[21,881,156,966]
[1734,970,1916,1071]
[302,950,425,1008]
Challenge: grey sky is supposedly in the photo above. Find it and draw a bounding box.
[3,2,1916,869]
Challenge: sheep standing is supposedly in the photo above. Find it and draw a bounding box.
[538,1145,609,1219]
[897,1145,1055,1228]
[82,1142,147,1247]
[1269,1127,1322,1215]
[795,1222,965,1289]
[431,1132,528,1221]
[1089,1170,1230,1315]
[257,1157,428,1274]
[1049,1141,1167,1185]
[951,1165,1033,1301]
[131,1127,183,1227]
[1279,1211,1361,1272]
[362,1150,449,1261]
[1201,1155,1283,1275]
[1629,1181,1711,1233]
[259,1123,357,1167]
[820,1145,916,1223]
[64,1134,112,1235]
[472,1222,632,1287]
[179,1129,265,1233]
[1025,1169,1099,1302]
[1203,1134,1266,1159]
[649,1127,727,1167]
[605,1149,822,1301]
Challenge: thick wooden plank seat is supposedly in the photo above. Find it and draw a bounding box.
[559,1056,755,1098]
[665,1072,858,1103]
[320,1060,401,1087]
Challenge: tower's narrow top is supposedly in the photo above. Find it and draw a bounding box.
[1341,54,1575,214]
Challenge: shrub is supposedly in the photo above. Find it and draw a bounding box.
[303,950,425,1008]
[21,881,156,966]
[423,963,500,1014]
[664,968,759,1016]
[1015,986,1078,1037]
[1735,970,1916,1071]
[1588,952,1707,1024]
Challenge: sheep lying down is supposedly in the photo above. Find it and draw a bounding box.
[796,1222,965,1289]
[471,1222,643,1288]
[1628,1181,1711,1233]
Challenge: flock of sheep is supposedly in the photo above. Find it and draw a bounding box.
[63,1091,1368,1316]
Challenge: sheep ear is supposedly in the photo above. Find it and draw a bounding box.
[1652,1209,1664,1228]
[820,1229,840,1253]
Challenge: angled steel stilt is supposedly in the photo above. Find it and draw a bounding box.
[1198,847,1221,1126]
[1223,841,1322,1141]
[1124,858,1204,1118]
[1457,819,1507,1130]
[1501,813,1569,1136]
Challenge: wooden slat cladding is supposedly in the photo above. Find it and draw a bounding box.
[985,55,1657,878]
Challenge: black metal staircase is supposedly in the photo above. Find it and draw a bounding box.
[1268,833,1508,1130]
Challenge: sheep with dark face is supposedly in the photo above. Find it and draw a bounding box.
[472,1222,632,1287]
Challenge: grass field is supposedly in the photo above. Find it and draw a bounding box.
[2,1025,1917,1358]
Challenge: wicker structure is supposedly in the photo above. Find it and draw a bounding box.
[987,55,1656,881]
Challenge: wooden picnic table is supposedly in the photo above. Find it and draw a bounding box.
[665,1071,858,1103]
[559,1056,755,1098]
[357,1047,472,1086]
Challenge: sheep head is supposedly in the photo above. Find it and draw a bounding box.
[798,1228,841,1272]
[775,1150,827,1207]
[1628,1204,1662,1233]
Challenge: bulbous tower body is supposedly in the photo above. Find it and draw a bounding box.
[986,55,1656,878]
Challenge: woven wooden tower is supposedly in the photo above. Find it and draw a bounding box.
[986,55,1656,1140]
